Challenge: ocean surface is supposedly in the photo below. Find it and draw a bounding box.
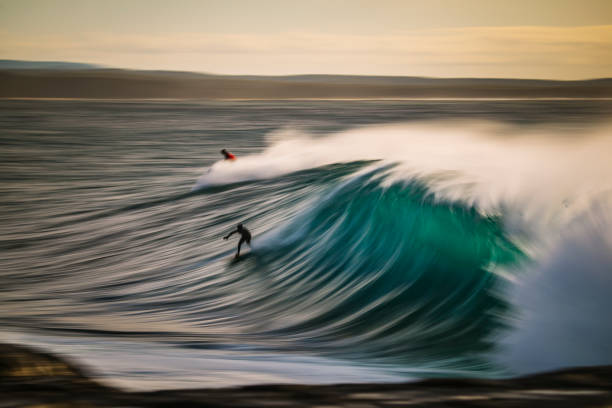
[1,99,612,390]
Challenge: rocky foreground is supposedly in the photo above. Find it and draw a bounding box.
[1,343,611,407]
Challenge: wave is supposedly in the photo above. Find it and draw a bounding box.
[239,169,525,372]
[189,121,612,374]
[4,120,612,384]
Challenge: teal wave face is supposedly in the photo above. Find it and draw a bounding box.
[243,169,525,372]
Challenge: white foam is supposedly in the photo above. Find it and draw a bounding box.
[194,121,612,226]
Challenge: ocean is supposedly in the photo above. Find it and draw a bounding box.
[1,99,611,390]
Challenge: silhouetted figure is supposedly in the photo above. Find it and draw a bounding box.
[221,149,236,160]
[224,223,251,258]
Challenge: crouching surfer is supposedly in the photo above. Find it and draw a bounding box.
[223,223,251,259]
[221,149,236,160]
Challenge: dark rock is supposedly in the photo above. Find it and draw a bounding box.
[1,342,611,407]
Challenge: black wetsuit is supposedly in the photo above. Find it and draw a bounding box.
[224,226,251,258]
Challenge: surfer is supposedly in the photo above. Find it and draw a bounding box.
[223,223,251,259]
[221,149,236,160]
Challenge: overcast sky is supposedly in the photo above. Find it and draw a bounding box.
[1,0,611,79]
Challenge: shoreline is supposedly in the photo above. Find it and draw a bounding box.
[2,342,611,407]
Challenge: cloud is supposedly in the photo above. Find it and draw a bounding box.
[1,25,611,78]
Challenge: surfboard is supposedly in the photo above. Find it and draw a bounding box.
[229,252,252,263]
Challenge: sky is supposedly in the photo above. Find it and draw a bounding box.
[1,0,611,79]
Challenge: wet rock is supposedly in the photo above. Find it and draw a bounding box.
[1,343,611,407]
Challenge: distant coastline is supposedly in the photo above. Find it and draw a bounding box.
[1,61,610,100]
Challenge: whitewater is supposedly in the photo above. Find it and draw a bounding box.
[1,99,611,390]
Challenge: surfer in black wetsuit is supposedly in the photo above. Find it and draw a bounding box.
[223,223,251,258]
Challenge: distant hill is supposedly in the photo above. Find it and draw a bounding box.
[0,59,101,70]
[1,61,611,99]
